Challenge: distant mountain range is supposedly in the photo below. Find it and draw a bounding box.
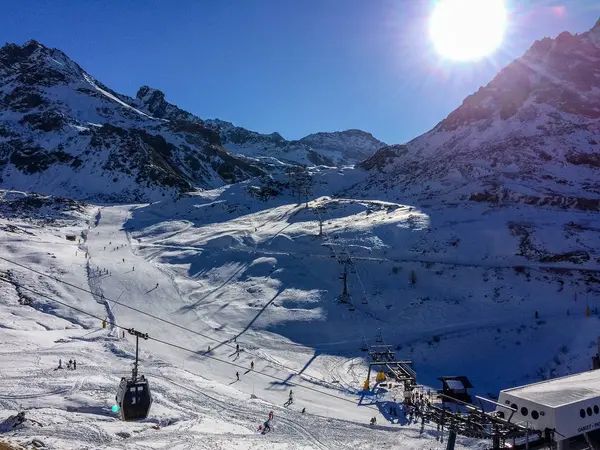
[0,40,384,201]
[1,17,600,207]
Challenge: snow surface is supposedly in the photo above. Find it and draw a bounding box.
[0,191,491,449]
[0,183,598,448]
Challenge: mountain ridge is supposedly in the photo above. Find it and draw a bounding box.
[0,40,385,202]
[350,19,600,212]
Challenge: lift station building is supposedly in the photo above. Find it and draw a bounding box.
[497,370,600,449]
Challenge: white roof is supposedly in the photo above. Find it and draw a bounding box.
[502,370,600,408]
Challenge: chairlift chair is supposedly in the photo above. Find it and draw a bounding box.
[348,303,356,312]
[361,296,368,305]
[375,328,383,344]
[361,339,369,352]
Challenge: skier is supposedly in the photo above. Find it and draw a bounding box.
[73,359,77,370]
[207,345,211,352]
[288,389,293,403]
[133,266,135,271]
[535,310,539,319]
[301,407,306,414]
[236,372,240,381]
[268,411,273,420]
[68,359,73,369]
[263,420,271,433]
[58,358,63,369]
[156,283,159,288]
[122,258,125,263]
[250,361,254,371]
[236,343,240,353]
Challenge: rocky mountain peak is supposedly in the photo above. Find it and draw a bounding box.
[135,85,201,123]
[437,21,600,132]
[350,21,600,211]
[0,40,85,88]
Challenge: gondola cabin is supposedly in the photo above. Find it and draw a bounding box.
[437,376,473,404]
[115,375,152,421]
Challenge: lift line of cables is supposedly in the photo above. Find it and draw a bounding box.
[0,275,376,410]
[0,256,369,400]
[319,200,388,347]
[313,202,375,352]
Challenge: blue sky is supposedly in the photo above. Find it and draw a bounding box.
[1,0,598,144]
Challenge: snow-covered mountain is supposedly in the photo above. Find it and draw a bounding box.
[201,120,385,167]
[351,20,600,211]
[133,88,387,167]
[0,41,263,202]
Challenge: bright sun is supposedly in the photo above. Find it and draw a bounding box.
[429,0,507,61]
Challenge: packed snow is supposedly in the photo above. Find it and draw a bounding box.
[0,182,598,448]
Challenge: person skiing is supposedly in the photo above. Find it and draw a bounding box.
[58,358,63,369]
[250,361,254,371]
[122,258,125,263]
[73,359,77,370]
[236,343,240,353]
[301,407,306,414]
[268,411,273,420]
[156,283,159,288]
[263,420,270,433]
[68,359,73,369]
[236,372,239,381]
[207,345,211,352]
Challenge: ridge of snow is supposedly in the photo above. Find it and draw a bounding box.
[82,73,160,120]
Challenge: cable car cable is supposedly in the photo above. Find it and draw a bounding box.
[0,276,376,410]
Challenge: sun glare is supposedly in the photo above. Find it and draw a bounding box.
[429,0,507,61]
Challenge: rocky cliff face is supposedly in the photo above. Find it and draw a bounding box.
[0,41,263,202]
[351,21,600,211]
[203,120,385,167]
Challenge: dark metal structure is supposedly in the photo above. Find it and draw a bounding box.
[415,394,550,450]
[115,328,153,421]
[365,345,417,391]
[437,376,474,404]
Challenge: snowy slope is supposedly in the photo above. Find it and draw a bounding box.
[0,190,492,450]
[1,182,598,448]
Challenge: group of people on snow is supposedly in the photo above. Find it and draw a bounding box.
[57,358,77,370]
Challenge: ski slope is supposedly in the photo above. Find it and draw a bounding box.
[0,193,488,449]
[0,184,598,448]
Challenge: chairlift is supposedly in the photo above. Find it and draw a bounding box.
[361,339,369,352]
[115,329,153,421]
[361,296,368,305]
[348,303,356,312]
[375,328,383,344]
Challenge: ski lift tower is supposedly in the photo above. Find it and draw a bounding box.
[338,259,350,304]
